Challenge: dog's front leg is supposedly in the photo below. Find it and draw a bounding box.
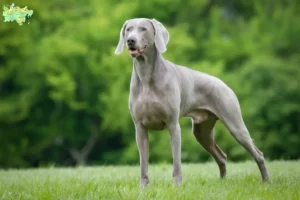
[169,123,182,186]
[135,123,149,188]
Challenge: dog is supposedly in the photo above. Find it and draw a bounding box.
[115,18,269,187]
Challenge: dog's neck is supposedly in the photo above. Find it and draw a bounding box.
[133,45,163,86]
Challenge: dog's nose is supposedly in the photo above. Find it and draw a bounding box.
[127,38,136,46]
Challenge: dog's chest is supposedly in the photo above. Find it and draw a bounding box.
[131,90,168,130]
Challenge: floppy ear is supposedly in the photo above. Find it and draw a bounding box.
[115,20,130,55]
[151,19,170,53]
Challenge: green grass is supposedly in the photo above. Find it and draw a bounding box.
[0,161,299,200]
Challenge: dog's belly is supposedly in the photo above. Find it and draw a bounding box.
[133,100,167,130]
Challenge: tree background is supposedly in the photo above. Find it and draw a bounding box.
[0,0,299,168]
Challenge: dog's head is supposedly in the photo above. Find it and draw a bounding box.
[115,18,169,57]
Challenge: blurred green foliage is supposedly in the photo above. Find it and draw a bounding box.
[0,0,299,168]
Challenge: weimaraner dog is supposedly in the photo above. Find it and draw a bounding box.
[115,18,269,187]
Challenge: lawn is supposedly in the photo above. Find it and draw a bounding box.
[0,161,299,200]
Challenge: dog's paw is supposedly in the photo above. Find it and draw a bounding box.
[140,183,149,189]
[140,179,149,189]
[173,176,182,187]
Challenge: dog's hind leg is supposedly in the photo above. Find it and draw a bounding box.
[216,94,270,181]
[209,87,269,181]
[193,117,227,178]
[222,116,269,181]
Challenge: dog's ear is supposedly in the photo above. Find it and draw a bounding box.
[151,19,170,53]
[115,20,130,55]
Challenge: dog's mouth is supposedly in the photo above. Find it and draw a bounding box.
[128,46,146,57]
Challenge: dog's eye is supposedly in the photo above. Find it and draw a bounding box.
[126,28,130,32]
[141,27,147,31]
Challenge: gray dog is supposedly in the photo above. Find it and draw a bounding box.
[115,18,269,187]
